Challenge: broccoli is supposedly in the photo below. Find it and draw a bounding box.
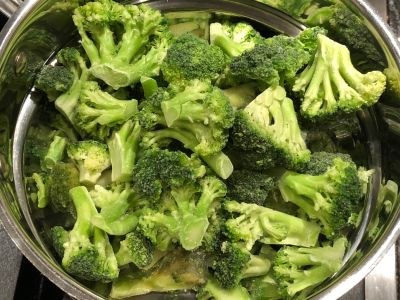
[138,87,168,130]
[222,83,258,110]
[227,170,275,206]
[48,113,78,142]
[161,33,226,83]
[111,248,207,298]
[43,135,67,169]
[273,237,347,298]
[115,229,155,268]
[54,47,89,123]
[224,200,321,250]
[50,226,70,258]
[107,120,141,182]
[232,86,310,170]
[279,153,366,238]
[73,1,171,89]
[47,162,80,215]
[243,275,282,300]
[75,81,138,140]
[293,34,386,120]
[30,173,48,208]
[90,184,142,235]
[212,241,270,289]
[59,186,119,282]
[165,11,211,39]
[230,34,310,86]
[140,176,227,250]
[257,0,314,17]
[35,65,74,101]
[197,277,251,300]
[133,149,206,201]
[226,146,276,172]
[67,140,111,185]
[140,76,158,100]
[210,22,263,58]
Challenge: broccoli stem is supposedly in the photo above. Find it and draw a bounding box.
[91,213,140,236]
[140,76,158,99]
[213,35,246,57]
[44,136,67,169]
[31,173,48,208]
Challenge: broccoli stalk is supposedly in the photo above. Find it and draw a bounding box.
[224,200,321,250]
[43,135,67,169]
[73,1,170,89]
[76,81,138,140]
[60,186,119,282]
[140,176,227,250]
[293,34,386,119]
[107,120,141,182]
[30,173,48,208]
[273,237,347,298]
[279,155,365,238]
[232,86,310,170]
[197,277,251,300]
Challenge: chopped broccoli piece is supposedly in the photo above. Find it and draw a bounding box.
[232,86,310,170]
[302,151,353,175]
[224,200,321,250]
[293,34,386,120]
[227,170,275,206]
[43,135,67,169]
[50,226,70,258]
[67,140,111,185]
[60,186,119,282]
[115,229,155,268]
[75,81,138,141]
[197,277,251,300]
[73,1,171,89]
[226,146,276,172]
[30,173,48,208]
[273,237,347,298]
[279,154,366,238]
[140,76,159,100]
[107,120,141,182]
[35,65,74,101]
[243,275,282,300]
[161,33,226,83]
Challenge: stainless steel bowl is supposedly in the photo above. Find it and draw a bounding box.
[0,0,399,299]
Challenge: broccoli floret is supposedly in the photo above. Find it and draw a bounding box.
[90,184,142,235]
[226,146,276,172]
[243,275,282,300]
[30,173,48,208]
[140,176,227,250]
[212,241,270,289]
[47,162,80,215]
[43,135,67,169]
[293,34,386,120]
[35,65,74,101]
[138,87,168,130]
[202,207,227,253]
[67,140,111,185]
[161,33,226,83]
[258,0,314,17]
[54,47,89,123]
[230,35,310,86]
[224,200,321,250]
[133,149,206,202]
[50,226,70,258]
[59,186,119,282]
[227,170,275,206]
[197,277,251,300]
[210,22,263,58]
[73,1,171,89]
[302,151,353,175]
[273,237,347,298]
[279,155,366,238]
[107,120,141,182]
[232,86,310,170]
[115,229,155,268]
[75,81,138,140]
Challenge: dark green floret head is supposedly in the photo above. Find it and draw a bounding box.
[35,65,74,101]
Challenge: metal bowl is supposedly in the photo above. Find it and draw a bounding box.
[0,0,399,299]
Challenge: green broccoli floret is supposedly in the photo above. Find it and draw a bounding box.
[258,0,314,17]
[226,146,276,172]
[210,22,263,58]
[230,34,310,86]
[243,275,282,300]
[273,237,347,298]
[279,154,366,238]
[115,229,155,268]
[212,241,270,289]
[138,87,168,130]
[50,226,70,258]
[47,162,80,215]
[107,120,141,182]
[67,140,111,185]
[197,277,251,300]
[30,173,48,208]
[90,184,142,235]
[73,1,171,89]
[133,149,206,202]
[54,47,89,123]
[302,151,353,175]
[227,170,275,206]
[232,86,310,170]
[224,200,321,250]
[293,34,386,120]
[140,176,226,250]
[161,33,226,83]
[75,81,138,140]
[35,65,74,101]
[60,186,119,282]
[43,135,67,169]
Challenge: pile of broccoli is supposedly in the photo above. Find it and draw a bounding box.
[25,0,390,299]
